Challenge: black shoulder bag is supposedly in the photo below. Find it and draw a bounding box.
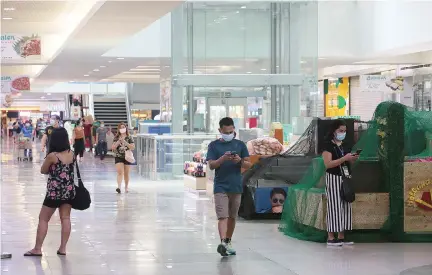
[72,162,91,210]
[334,147,356,203]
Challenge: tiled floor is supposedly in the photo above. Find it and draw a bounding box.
[1,138,431,275]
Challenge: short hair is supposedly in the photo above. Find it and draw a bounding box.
[48,128,70,154]
[219,117,234,128]
[52,115,61,121]
[270,188,287,199]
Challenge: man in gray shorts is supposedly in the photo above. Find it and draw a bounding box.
[207,117,251,257]
[95,122,109,160]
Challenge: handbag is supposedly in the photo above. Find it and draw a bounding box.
[125,150,135,163]
[72,162,91,210]
[334,147,356,203]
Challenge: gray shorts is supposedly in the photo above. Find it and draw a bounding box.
[214,193,242,219]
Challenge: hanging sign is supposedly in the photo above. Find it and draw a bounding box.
[1,75,31,94]
[70,106,81,120]
[360,75,404,93]
[39,102,66,112]
[1,34,41,60]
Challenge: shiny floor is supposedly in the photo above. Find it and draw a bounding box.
[0,138,431,275]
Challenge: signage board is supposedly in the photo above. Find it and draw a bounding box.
[1,34,41,60]
[1,75,31,94]
[360,75,404,93]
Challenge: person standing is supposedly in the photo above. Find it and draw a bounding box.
[83,118,93,152]
[95,121,109,160]
[41,115,61,154]
[92,120,101,155]
[72,119,85,162]
[322,119,358,246]
[112,122,135,194]
[24,128,76,256]
[206,117,251,257]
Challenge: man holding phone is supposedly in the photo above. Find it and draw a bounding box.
[207,117,251,257]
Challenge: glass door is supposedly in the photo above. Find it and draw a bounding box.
[207,98,247,133]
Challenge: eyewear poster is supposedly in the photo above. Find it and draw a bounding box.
[1,34,41,60]
[324,77,349,117]
[360,75,404,93]
[1,75,31,94]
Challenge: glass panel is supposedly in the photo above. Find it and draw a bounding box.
[209,105,226,133]
[229,105,245,129]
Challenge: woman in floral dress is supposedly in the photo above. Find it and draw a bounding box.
[25,128,76,256]
[112,122,135,194]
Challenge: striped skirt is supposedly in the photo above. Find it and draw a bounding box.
[325,173,353,232]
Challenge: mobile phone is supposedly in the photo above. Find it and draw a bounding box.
[230,151,237,156]
[354,149,363,155]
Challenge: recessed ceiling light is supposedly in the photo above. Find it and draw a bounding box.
[93,69,100,72]
[236,11,240,14]
[2,17,13,20]
[40,96,45,99]
[117,57,124,60]
[4,8,15,11]
[47,93,51,95]
[83,74,89,77]
[240,6,246,9]
[108,61,113,63]
[246,72,252,74]
[100,66,106,68]
[261,68,267,71]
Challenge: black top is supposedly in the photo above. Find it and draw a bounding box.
[45,126,55,147]
[323,141,351,176]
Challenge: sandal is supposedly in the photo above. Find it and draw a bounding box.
[116,188,121,194]
[57,250,66,256]
[24,251,42,257]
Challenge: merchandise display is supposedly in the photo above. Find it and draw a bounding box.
[279,102,432,243]
[246,137,284,156]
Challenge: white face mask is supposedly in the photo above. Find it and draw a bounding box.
[50,119,56,125]
[119,128,126,134]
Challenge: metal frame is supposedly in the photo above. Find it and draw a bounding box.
[172,74,304,87]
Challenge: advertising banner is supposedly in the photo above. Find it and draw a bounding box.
[360,75,404,93]
[324,77,349,117]
[70,106,81,120]
[1,34,41,60]
[1,75,31,94]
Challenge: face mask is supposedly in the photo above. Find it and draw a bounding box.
[221,133,234,142]
[50,120,55,125]
[335,132,346,141]
[100,124,104,128]
[25,123,30,127]
[119,128,126,134]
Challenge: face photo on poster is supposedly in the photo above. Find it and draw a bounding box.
[255,187,288,214]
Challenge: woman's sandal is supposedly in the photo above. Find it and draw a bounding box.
[57,250,66,256]
[24,251,42,257]
[116,188,121,194]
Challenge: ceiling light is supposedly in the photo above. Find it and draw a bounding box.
[47,93,51,95]
[261,68,267,71]
[241,6,246,9]
[236,11,240,14]
[2,17,13,20]
[93,69,100,72]
[83,74,89,77]
[100,66,106,68]
[246,72,252,74]
[40,96,45,99]
[3,8,15,11]
[117,57,124,60]
[108,61,113,63]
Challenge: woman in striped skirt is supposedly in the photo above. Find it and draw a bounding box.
[322,120,358,246]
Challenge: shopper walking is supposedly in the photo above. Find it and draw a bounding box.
[24,128,76,256]
[41,115,61,154]
[95,121,109,160]
[83,118,93,152]
[112,122,135,194]
[72,119,85,162]
[322,119,358,246]
[206,117,251,257]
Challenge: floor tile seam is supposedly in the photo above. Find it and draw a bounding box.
[258,253,301,275]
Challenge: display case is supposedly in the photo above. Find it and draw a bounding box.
[136,134,218,180]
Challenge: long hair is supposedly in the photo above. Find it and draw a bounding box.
[325,119,346,142]
[115,122,129,138]
[48,128,71,154]
[74,119,82,128]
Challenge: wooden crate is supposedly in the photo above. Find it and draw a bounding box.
[404,162,432,233]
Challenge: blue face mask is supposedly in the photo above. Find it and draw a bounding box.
[335,132,346,141]
[221,133,234,142]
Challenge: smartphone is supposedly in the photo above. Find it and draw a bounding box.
[354,149,363,155]
[230,151,237,156]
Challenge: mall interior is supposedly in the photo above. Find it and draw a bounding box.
[1,1,432,274]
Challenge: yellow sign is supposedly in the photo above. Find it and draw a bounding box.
[325,77,349,117]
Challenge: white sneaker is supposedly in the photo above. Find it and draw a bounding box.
[226,242,236,255]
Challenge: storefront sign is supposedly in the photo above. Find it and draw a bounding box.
[1,75,31,94]
[39,102,65,112]
[1,34,41,60]
[404,162,432,232]
[360,75,404,93]
[324,77,349,117]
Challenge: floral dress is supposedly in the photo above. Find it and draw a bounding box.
[113,135,134,159]
[44,155,76,206]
